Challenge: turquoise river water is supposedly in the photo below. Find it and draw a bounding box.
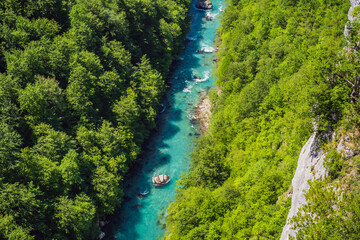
[105,0,225,239]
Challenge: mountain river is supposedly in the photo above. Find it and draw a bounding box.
[105,0,225,239]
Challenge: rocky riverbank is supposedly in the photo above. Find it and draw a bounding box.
[195,94,211,133]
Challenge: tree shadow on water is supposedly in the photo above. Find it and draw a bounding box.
[103,108,185,239]
[103,4,211,240]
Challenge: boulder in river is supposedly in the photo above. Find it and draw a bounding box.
[195,0,212,10]
[152,174,170,186]
[205,15,214,21]
[99,232,105,239]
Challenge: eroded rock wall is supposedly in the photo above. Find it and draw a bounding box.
[279,133,327,240]
[344,0,360,38]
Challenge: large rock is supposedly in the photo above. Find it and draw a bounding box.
[152,174,170,185]
[344,0,360,39]
[280,132,327,240]
[349,0,360,21]
[195,0,212,10]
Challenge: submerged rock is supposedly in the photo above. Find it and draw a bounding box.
[131,204,143,209]
[205,15,213,21]
[195,0,212,10]
[99,232,105,239]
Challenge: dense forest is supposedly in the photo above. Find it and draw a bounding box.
[3,0,360,239]
[0,0,191,239]
[165,0,356,239]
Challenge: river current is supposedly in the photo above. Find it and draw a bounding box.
[105,0,225,239]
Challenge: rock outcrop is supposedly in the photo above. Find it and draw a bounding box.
[279,132,327,240]
[344,0,360,39]
[195,0,212,10]
[349,0,360,21]
[337,138,356,159]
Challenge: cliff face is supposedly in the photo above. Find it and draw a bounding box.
[279,133,327,240]
[349,0,360,21]
[344,0,360,38]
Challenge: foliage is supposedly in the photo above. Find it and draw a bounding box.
[291,102,360,238]
[292,179,360,239]
[165,0,350,239]
[54,194,96,239]
[0,0,191,238]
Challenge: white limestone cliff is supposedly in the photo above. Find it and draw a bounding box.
[279,132,327,240]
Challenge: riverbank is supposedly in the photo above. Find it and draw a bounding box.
[196,94,211,133]
[195,87,222,133]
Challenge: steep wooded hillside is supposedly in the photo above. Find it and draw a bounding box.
[165,0,350,239]
[287,1,360,238]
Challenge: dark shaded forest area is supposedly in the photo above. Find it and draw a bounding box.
[0,0,190,239]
